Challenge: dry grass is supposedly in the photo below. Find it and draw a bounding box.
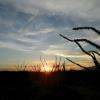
[15,57,66,72]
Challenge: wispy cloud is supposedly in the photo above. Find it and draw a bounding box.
[0,0,100,65]
[41,43,90,58]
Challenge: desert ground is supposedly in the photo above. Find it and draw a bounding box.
[0,70,100,100]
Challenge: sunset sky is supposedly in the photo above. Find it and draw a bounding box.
[0,0,100,69]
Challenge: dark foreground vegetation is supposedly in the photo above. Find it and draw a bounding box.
[0,26,100,100]
[0,70,100,100]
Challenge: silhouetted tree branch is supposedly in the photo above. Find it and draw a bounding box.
[75,41,91,56]
[88,51,100,56]
[73,27,100,35]
[75,41,100,69]
[60,33,100,70]
[66,58,90,70]
[59,34,100,50]
[91,53,100,69]
[59,34,74,42]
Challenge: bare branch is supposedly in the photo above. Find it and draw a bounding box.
[60,34,100,70]
[75,39,100,50]
[66,58,90,70]
[75,42,100,69]
[89,51,100,56]
[59,34,100,50]
[91,53,100,69]
[73,27,92,30]
[59,34,73,42]
[73,27,100,35]
[75,41,91,56]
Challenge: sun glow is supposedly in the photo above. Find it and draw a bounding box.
[41,66,52,72]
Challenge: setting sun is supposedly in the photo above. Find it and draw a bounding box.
[41,66,52,72]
